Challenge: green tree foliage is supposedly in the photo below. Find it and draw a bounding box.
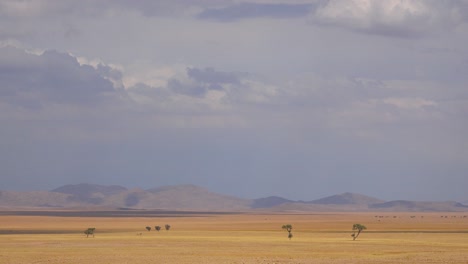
[155,226,161,231]
[282,224,293,240]
[84,227,95,238]
[146,226,151,231]
[351,224,367,240]
[165,224,171,231]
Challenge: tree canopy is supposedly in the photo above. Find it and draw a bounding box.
[84,227,95,238]
[351,224,367,240]
[282,224,293,240]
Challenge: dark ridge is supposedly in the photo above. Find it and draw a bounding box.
[251,196,294,208]
[455,202,468,208]
[125,193,140,207]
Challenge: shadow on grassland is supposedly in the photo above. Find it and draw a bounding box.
[0,229,88,235]
[0,209,239,217]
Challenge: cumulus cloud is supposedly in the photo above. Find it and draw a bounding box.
[0,46,283,114]
[0,46,118,108]
[118,65,285,115]
[0,45,458,129]
[311,0,465,37]
[162,67,284,108]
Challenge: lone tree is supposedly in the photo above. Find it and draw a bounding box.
[84,228,95,238]
[282,224,293,240]
[165,224,171,231]
[155,226,161,231]
[146,226,151,231]
[351,224,367,240]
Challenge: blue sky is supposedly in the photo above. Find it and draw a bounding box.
[1,0,467,201]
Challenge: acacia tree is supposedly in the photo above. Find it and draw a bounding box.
[165,224,171,231]
[84,228,95,238]
[282,224,293,240]
[351,224,367,240]
[146,226,151,231]
[155,226,161,231]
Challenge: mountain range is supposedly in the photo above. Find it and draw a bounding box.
[1,183,467,212]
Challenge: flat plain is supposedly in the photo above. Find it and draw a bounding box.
[1,211,467,263]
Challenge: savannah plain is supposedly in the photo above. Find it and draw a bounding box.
[1,211,467,263]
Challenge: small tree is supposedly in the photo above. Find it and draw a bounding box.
[282,224,293,240]
[351,224,367,240]
[84,228,95,238]
[155,226,161,231]
[165,224,171,231]
[146,226,151,231]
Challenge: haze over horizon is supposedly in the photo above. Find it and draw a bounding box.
[1,0,467,202]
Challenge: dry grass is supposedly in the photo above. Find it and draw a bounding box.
[1,212,468,263]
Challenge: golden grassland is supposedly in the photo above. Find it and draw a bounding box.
[1,212,468,263]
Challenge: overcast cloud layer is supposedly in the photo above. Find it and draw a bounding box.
[1,0,467,201]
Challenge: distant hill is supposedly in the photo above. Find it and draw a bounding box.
[309,192,384,205]
[1,184,468,212]
[251,196,295,209]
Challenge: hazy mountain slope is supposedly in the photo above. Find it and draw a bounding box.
[309,192,384,205]
[100,188,151,208]
[0,191,71,207]
[143,184,251,210]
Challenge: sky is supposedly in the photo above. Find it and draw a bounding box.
[1,0,467,201]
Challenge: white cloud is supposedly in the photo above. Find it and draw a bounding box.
[0,46,121,108]
[123,63,184,89]
[312,0,464,37]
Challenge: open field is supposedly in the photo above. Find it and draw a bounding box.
[1,211,468,263]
